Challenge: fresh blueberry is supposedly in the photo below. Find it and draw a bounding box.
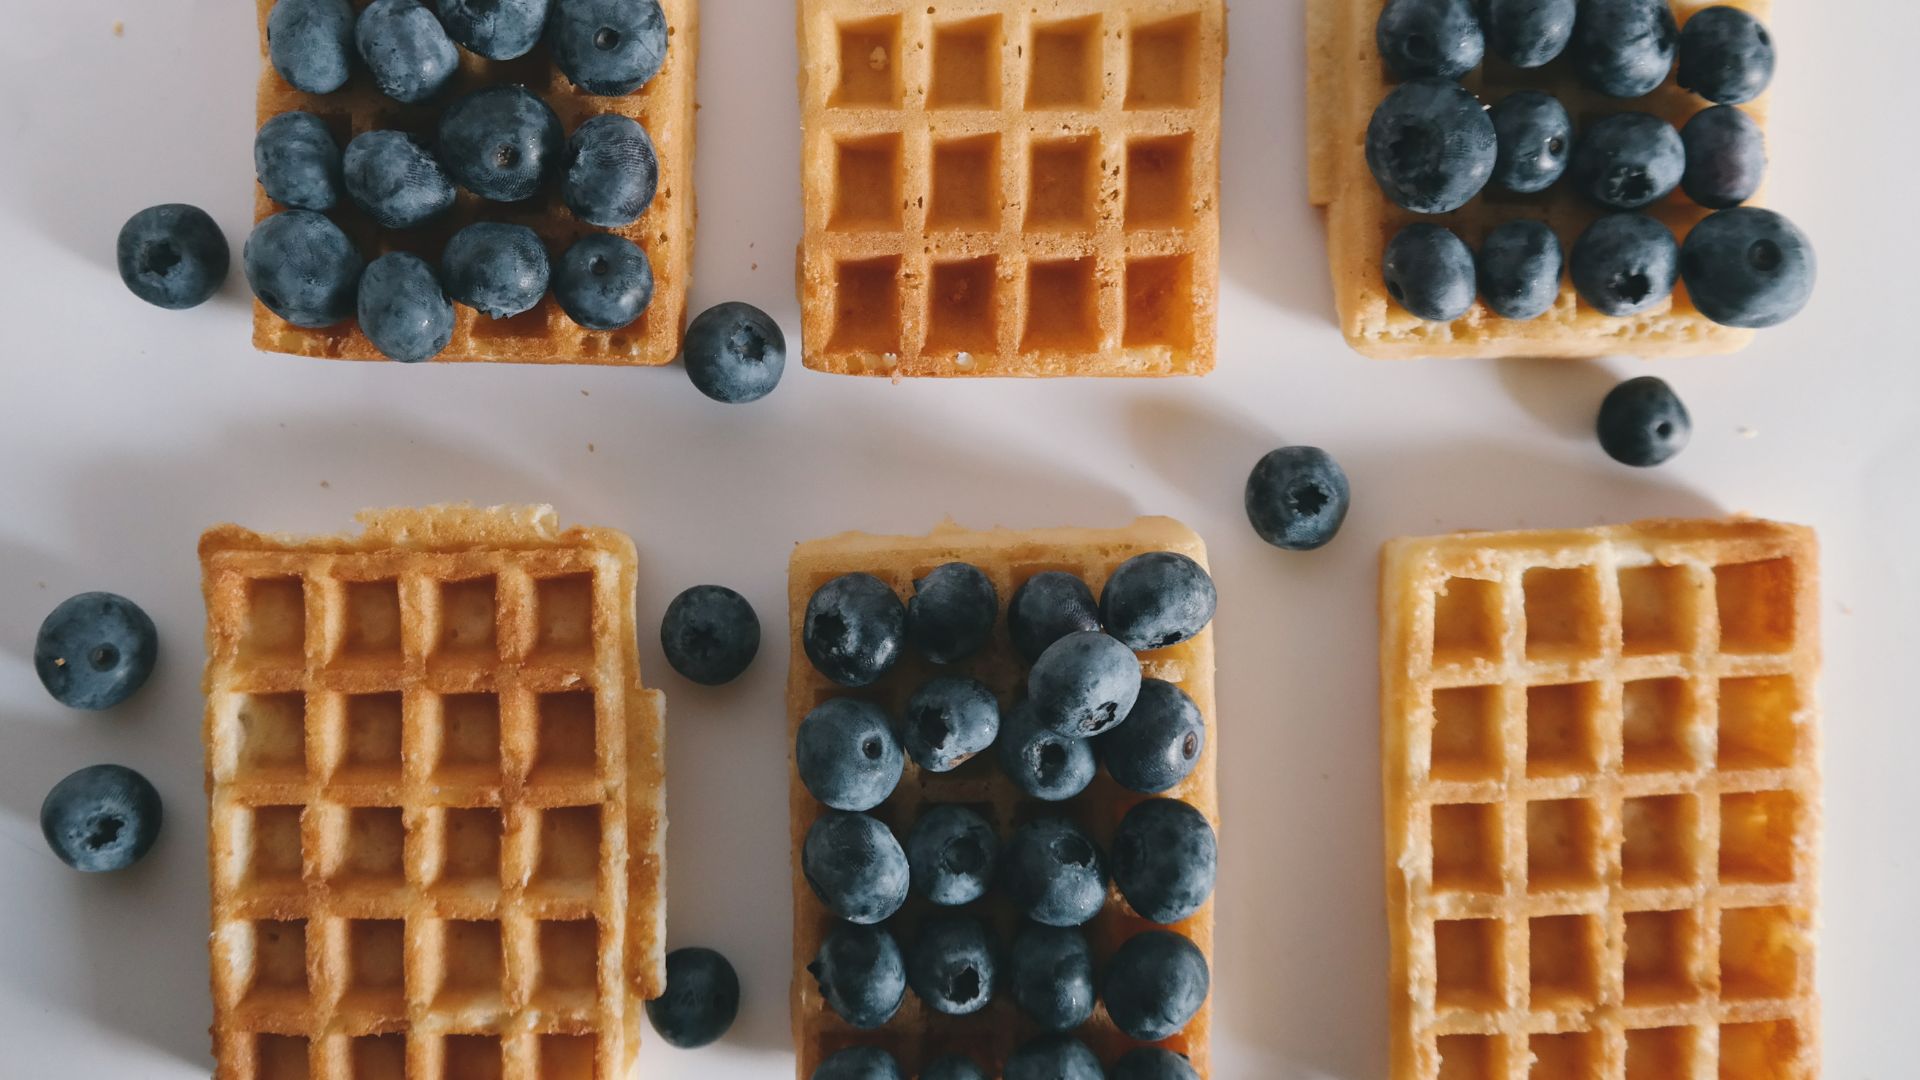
[35,593,158,711]
[1097,678,1205,795]
[1375,0,1484,80]
[267,0,355,93]
[1481,0,1575,67]
[1113,799,1218,925]
[565,113,659,226]
[803,812,909,925]
[1571,0,1677,98]
[809,922,906,1029]
[549,0,671,95]
[902,676,1001,773]
[1007,925,1096,1032]
[357,252,454,363]
[1489,91,1573,194]
[804,573,907,688]
[1102,551,1217,652]
[245,209,364,327]
[1027,631,1142,739]
[1477,219,1564,320]
[796,698,903,812]
[1003,817,1108,928]
[683,301,787,404]
[553,233,654,330]
[1383,223,1476,322]
[905,563,998,664]
[41,764,162,872]
[439,85,566,202]
[116,205,229,311]
[907,804,998,905]
[645,947,739,1049]
[1005,1036,1104,1080]
[1365,78,1498,214]
[343,131,456,229]
[1596,375,1691,467]
[354,0,458,104]
[438,0,550,60]
[659,584,759,685]
[1570,112,1684,210]
[907,915,997,1016]
[920,1058,987,1080]
[997,699,1097,802]
[1570,212,1678,316]
[1113,1049,1201,1080]
[442,222,550,319]
[256,113,343,212]
[1245,446,1352,552]
[1678,6,1774,105]
[1103,931,1210,1042]
[812,1047,904,1080]
[1680,105,1766,209]
[1008,571,1101,663]
[1679,207,1816,328]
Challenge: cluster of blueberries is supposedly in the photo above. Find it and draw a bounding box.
[1366,0,1815,331]
[792,554,1224,1080]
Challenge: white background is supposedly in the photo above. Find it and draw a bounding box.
[0,1,1914,1077]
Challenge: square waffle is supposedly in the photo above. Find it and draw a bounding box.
[796,1,1226,378]
[786,518,1219,1076]
[199,506,667,1080]
[1379,519,1821,1080]
[1308,0,1770,360]
[251,0,699,365]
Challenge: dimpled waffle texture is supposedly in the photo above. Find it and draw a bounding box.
[1379,520,1821,1080]
[199,506,667,1080]
[1307,0,1770,359]
[786,519,1219,1076]
[251,0,698,365]
[796,0,1225,377]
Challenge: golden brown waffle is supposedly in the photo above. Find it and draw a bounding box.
[796,1,1225,378]
[199,506,666,1080]
[786,518,1219,1076]
[1308,0,1770,360]
[1380,520,1820,1080]
[251,0,698,365]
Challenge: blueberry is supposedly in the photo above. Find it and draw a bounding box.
[1365,78,1497,214]
[803,812,909,925]
[343,131,456,229]
[116,204,229,311]
[809,923,906,1029]
[1679,207,1816,328]
[354,0,458,104]
[35,593,158,711]
[1245,446,1352,551]
[1101,551,1217,652]
[256,113,343,212]
[905,563,998,664]
[565,113,660,227]
[921,1058,988,1080]
[1097,678,1205,795]
[1005,1036,1104,1080]
[554,233,654,330]
[1477,219,1564,320]
[997,699,1097,802]
[1113,799,1218,925]
[796,698,903,812]
[902,676,1001,773]
[1007,925,1096,1032]
[1596,375,1691,467]
[357,252,454,363]
[907,915,997,1016]
[683,301,787,403]
[1570,212,1678,316]
[549,0,670,95]
[245,210,364,327]
[1027,631,1142,739]
[1007,571,1101,664]
[1678,6,1774,105]
[660,584,759,685]
[1103,931,1210,1042]
[645,947,739,1049]
[1113,1048,1201,1080]
[1680,105,1766,209]
[439,85,566,202]
[267,0,355,93]
[1571,0,1677,98]
[1489,91,1573,194]
[41,764,162,872]
[1481,0,1575,67]
[803,573,907,688]
[438,0,550,60]
[812,1047,904,1080]
[1383,223,1476,322]
[442,222,551,319]
[1570,112,1684,210]
[1003,817,1108,928]
[1375,0,1484,80]
[907,804,998,905]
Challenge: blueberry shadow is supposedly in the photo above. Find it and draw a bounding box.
[1494,358,1633,442]
[0,538,76,668]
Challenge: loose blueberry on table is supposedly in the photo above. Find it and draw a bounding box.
[659,583,760,685]
[645,946,740,1049]
[41,764,163,872]
[35,592,159,710]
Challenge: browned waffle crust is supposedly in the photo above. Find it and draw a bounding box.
[1380,520,1820,1079]
[200,506,666,1080]
[796,1,1225,378]
[251,0,698,365]
[1308,0,1770,360]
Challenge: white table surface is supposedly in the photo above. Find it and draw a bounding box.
[1,1,1915,1077]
